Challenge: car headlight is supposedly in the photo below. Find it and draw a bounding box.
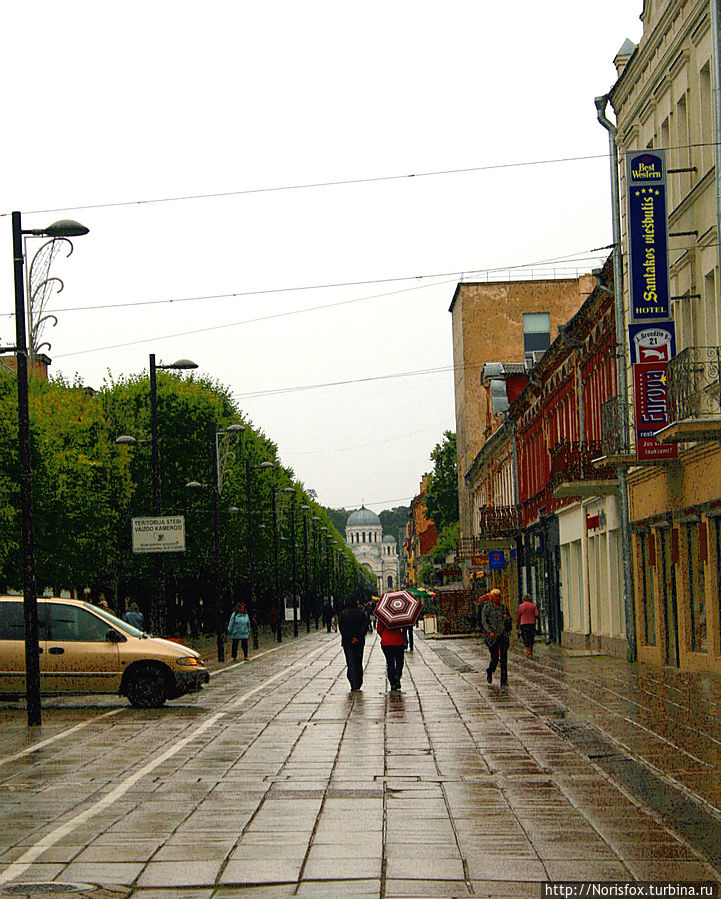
[176,656,205,668]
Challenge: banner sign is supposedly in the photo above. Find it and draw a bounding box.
[628,321,676,364]
[132,516,186,553]
[488,550,506,570]
[626,150,670,320]
[633,362,678,461]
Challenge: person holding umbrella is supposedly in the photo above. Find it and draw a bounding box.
[374,589,423,691]
[377,619,405,690]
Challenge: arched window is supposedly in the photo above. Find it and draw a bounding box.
[362,532,366,543]
[387,575,393,588]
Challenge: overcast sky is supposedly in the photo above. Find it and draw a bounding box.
[0,1,644,513]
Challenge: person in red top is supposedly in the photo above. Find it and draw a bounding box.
[516,594,540,658]
[377,619,405,690]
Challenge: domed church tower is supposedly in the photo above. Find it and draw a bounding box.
[345,506,398,593]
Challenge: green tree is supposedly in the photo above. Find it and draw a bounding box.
[424,431,459,532]
[379,506,409,540]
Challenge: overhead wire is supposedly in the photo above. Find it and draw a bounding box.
[2,139,719,218]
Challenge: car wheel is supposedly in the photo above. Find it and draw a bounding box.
[126,666,168,708]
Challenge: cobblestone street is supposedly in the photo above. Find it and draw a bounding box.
[0,629,719,898]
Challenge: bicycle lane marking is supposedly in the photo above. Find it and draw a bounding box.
[0,643,285,769]
[0,642,330,886]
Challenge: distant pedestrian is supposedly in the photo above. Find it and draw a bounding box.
[96,594,112,614]
[377,619,405,691]
[338,598,368,691]
[403,625,414,651]
[228,601,251,661]
[322,601,333,633]
[516,594,540,658]
[123,602,145,630]
[481,588,512,686]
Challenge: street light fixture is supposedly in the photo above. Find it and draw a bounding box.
[300,505,310,633]
[187,421,242,662]
[148,353,197,634]
[246,460,273,649]
[11,212,89,727]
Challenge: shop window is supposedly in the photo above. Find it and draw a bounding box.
[688,522,708,652]
[639,533,656,646]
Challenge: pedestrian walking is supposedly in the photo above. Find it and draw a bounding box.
[475,589,492,636]
[481,588,512,686]
[338,597,368,691]
[322,600,333,633]
[228,601,251,661]
[377,619,405,691]
[403,625,414,651]
[516,593,540,658]
[123,602,145,630]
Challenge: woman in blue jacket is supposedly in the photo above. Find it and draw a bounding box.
[228,602,251,661]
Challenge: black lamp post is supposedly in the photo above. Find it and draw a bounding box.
[149,353,197,633]
[272,487,282,642]
[312,516,321,628]
[11,212,89,727]
[301,505,310,633]
[188,421,243,662]
[246,459,273,648]
[287,492,298,637]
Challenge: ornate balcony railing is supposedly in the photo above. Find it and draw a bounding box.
[601,395,631,457]
[477,504,519,538]
[666,346,721,422]
[548,440,617,489]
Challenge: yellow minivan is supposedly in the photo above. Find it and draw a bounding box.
[0,596,209,708]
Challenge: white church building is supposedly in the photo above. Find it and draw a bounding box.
[345,506,398,593]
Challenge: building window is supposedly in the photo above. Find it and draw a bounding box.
[687,522,708,652]
[523,312,551,358]
[638,533,656,646]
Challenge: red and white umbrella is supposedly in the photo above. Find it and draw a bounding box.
[374,590,423,629]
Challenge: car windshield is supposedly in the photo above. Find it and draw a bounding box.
[83,602,146,637]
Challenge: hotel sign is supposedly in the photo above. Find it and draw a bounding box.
[626,150,670,320]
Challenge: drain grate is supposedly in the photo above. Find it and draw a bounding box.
[431,646,475,672]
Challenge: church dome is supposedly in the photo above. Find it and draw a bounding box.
[347,505,381,526]
[382,534,396,543]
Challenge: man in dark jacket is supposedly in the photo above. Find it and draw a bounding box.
[481,588,512,686]
[338,597,368,691]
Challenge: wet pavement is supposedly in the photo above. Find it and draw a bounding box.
[0,627,720,898]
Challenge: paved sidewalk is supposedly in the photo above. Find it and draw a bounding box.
[0,629,719,898]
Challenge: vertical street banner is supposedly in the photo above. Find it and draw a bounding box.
[633,362,678,461]
[626,150,670,320]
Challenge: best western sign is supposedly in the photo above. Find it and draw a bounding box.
[626,150,670,321]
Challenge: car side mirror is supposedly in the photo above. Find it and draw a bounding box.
[106,629,126,643]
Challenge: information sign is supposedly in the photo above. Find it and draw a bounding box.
[131,516,186,553]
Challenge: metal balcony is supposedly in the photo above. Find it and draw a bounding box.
[548,440,618,498]
[476,504,519,538]
[657,346,721,443]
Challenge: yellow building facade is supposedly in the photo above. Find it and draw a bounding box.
[610,0,721,671]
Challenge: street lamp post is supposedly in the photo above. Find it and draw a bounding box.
[148,353,197,633]
[188,422,242,662]
[288,493,298,638]
[246,460,273,649]
[301,505,310,633]
[272,487,282,642]
[312,516,321,628]
[11,212,89,727]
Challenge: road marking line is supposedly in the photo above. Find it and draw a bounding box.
[0,643,285,767]
[0,643,328,885]
[0,710,124,768]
